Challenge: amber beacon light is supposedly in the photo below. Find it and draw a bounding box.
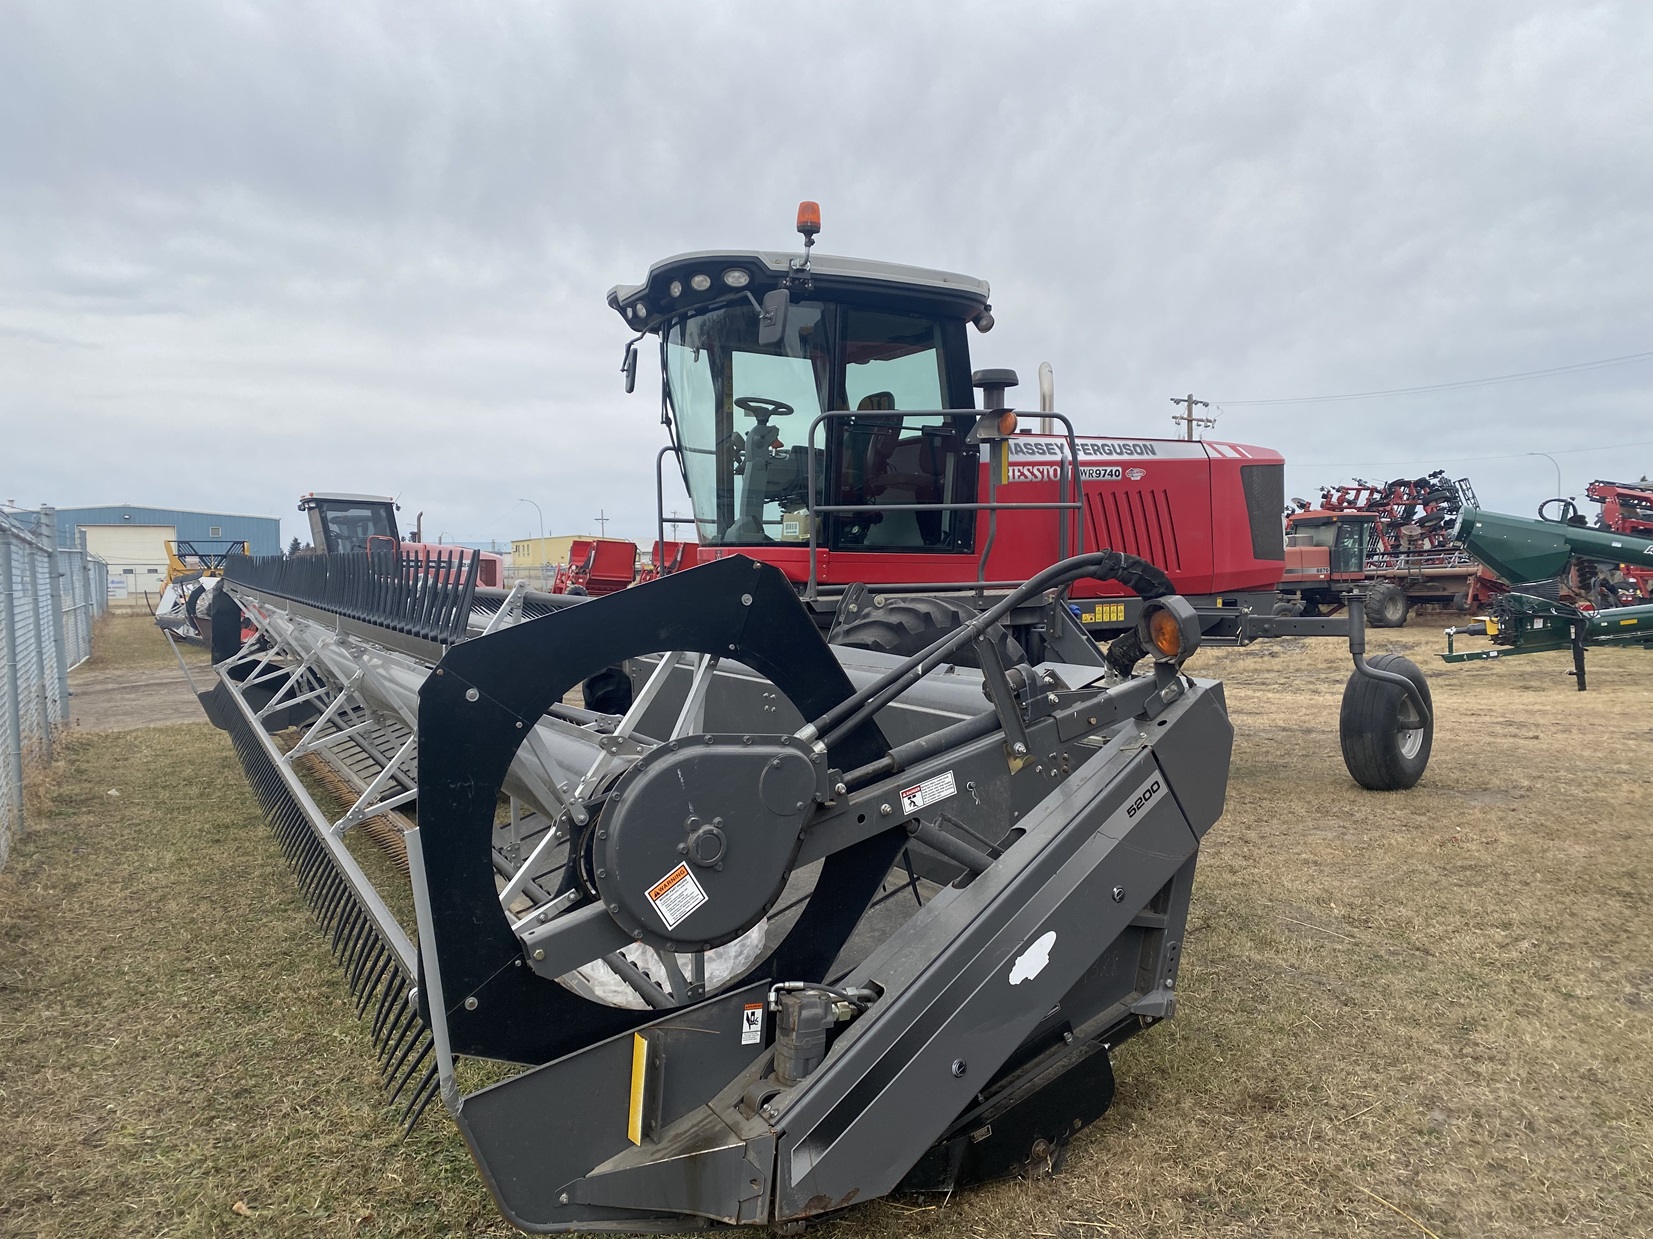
[796,200,821,239]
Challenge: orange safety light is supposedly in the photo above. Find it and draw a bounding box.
[796,201,821,238]
[1147,608,1184,659]
[997,411,1018,437]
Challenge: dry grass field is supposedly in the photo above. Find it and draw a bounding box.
[1,614,1649,1237]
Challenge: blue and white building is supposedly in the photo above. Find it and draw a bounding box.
[50,505,281,601]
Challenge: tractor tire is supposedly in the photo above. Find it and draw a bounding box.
[1272,599,1303,618]
[1365,581,1408,628]
[1339,654,1432,791]
[831,596,1024,669]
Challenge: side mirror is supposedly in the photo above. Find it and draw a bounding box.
[623,341,639,394]
[757,288,790,346]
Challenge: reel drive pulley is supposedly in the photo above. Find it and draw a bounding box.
[204,548,1232,1230]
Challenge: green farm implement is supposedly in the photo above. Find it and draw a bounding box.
[1442,504,1653,689]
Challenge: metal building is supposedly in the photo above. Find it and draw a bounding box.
[51,505,280,603]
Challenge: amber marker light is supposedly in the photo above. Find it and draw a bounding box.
[796,200,821,238]
[1147,608,1183,659]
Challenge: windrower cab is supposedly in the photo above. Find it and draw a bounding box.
[609,203,1290,634]
[298,491,403,555]
[297,492,504,587]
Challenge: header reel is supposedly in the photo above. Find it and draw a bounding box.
[205,548,1231,1230]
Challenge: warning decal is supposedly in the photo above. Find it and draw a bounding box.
[899,769,958,816]
[741,1003,764,1045]
[1080,601,1127,625]
[645,862,707,930]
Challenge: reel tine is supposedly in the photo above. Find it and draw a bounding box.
[348,924,388,995]
[339,912,372,978]
[387,1037,433,1106]
[355,947,394,1017]
[335,902,369,961]
[313,866,349,924]
[399,1062,442,1132]
[348,935,386,1002]
[297,855,331,915]
[317,871,354,931]
[225,700,440,1130]
[371,976,405,1044]
[379,1002,419,1068]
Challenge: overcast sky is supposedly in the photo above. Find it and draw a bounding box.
[3,1,1649,548]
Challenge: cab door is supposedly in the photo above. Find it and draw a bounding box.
[1331,519,1370,575]
[825,308,977,560]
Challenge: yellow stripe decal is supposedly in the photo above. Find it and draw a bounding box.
[627,1032,648,1145]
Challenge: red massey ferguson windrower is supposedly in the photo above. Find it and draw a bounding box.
[601,204,1433,789]
[613,209,1300,656]
[187,204,1439,1233]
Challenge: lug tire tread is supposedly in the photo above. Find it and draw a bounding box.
[1339,652,1432,790]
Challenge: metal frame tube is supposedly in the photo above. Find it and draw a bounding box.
[802,409,1088,601]
[0,528,25,839]
[41,508,71,723]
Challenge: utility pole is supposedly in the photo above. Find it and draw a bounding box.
[594,509,610,537]
[1169,393,1214,440]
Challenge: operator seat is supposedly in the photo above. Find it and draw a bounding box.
[856,392,924,547]
[860,391,953,548]
[859,391,902,497]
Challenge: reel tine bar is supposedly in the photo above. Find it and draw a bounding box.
[219,687,434,1120]
[224,546,481,645]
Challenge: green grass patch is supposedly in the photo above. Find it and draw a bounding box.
[5,613,1651,1235]
[0,724,510,1237]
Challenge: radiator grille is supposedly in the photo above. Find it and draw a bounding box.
[1088,488,1183,572]
[1239,464,1286,560]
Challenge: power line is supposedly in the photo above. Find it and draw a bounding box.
[1295,438,1653,468]
[1169,393,1214,439]
[1219,350,1653,407]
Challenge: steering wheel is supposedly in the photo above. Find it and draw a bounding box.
[734,396,795,421]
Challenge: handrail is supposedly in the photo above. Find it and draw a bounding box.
[654,444,679,572]
[799,409,1088,601]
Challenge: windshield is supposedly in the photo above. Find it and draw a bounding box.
[1291,523,1336,549]
[663,299,966,548]
[310,504,396,554]
[665,300,832,545]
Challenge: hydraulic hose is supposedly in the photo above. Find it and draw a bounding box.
[804,550,1174,751]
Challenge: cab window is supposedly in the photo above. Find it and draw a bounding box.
[829,309,974,552]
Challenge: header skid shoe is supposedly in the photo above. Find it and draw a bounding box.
[205,550,1231,1231]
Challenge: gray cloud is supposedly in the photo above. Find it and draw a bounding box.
[2,1,1649,546]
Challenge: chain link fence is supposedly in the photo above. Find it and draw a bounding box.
[1,507,107,870]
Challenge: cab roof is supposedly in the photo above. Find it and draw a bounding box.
[608,250,992,335]
[298,492,396,509]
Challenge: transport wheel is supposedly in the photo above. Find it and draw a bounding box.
[1365,581,1408,628]
[184,585,208,639]
[1339,654,1432,790]
[581,666,633,714]
[1272,599,1302,617]
[831,595,1023,668]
